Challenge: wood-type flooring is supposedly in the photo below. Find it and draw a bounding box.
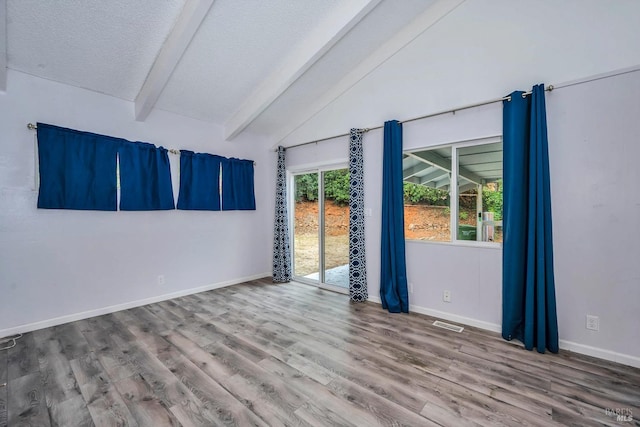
[1,279,639,426]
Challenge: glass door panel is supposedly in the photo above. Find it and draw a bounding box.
[322,169,349,288]
[293,173,319,280]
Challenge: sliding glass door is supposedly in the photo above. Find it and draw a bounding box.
[292,168,349,292]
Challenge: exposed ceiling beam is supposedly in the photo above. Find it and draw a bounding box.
[418,169,449,186]
[402,163,431,180]
[407,150,482,185]
[272,0,466,147]
[134,0,215,121]
[0,0,7,92]
[224,0,383,140]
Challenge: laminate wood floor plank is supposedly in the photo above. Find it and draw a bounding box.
[327,376,440,426]
[173,294,228,320]
[113,375,182,427]
[0,389,6,427]
[0,350,7,427]
[231,294,453,389]
[6,278,639,426]
[154,338,269,426]
[32,331,94,426]
[124,320,272,426]
[549,357,640,401]
[552,348,640,382]
[53,322,92,360]
[425,377,558,427]
[259,356,377,427]
[287,340,432,414]
[7,372,51,427]
[115,306,172,336]
[205,341,309,411]
[7,333,39,381]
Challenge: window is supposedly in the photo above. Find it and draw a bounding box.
[403,137,503,244]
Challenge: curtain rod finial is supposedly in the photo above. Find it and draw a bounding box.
[547,84,554,92]
[27,123,37,130]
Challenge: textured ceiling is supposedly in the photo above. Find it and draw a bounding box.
[247,0,437,136]
[155,0,342,123]
[5,0,640,144]
[7,0,186,100]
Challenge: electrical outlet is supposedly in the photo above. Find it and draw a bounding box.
[443,290,451,303]
[409,283,414,293]
[586,315,599,331]
[157,275,165,286]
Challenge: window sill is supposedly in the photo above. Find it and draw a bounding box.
[406,239,502,250]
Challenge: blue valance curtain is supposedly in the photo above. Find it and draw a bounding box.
[37,123,256,213]
[37,123,119,211]
[502,84,559,353]
[119,141,174,210]
[177,151,222,211]
[380,120,409,313]
[37,123,175,211]
[222,158,256,210]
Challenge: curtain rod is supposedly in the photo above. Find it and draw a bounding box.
[278,85,555,151]
[28,85,555,155]
[27,123,183,155]
[25,124,261,164]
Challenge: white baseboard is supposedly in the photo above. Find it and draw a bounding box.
[367,295,501,332]
[558,339,640,369]
[367,295,640,368]
[0,272,271,338]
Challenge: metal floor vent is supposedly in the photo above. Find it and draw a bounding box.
[433,320,464,333]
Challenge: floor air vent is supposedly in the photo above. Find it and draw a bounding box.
[433,320,464,333]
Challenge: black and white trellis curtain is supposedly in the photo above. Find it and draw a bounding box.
[349,129,368,301]
[273,146,292,282]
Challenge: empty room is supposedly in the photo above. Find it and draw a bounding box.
[1,0,639,426]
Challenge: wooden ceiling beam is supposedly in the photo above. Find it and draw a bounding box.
[224,0,383,140]
[271,0,466,147]
[134,0,215,121]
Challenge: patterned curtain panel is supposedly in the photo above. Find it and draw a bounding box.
[349,129,368,302]
[272,146,292,282]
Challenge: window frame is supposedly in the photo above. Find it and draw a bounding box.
[404,135,503,249]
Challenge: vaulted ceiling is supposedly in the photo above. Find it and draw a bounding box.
[3,0,441,139]
[3,0,640,146]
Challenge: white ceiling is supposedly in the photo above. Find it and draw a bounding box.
[4,0,640,145]
[4,0,440,141]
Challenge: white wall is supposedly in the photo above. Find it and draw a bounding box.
[0,70,274,335]
[279,0,640,147]
[284,70,640,367]
[546,70,640,362]
[278,0,640,366]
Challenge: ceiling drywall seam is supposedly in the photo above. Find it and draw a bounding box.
[0,0,7,91]
[135,0,215,121]
[270,0,466,149]
[223,0,383,141]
